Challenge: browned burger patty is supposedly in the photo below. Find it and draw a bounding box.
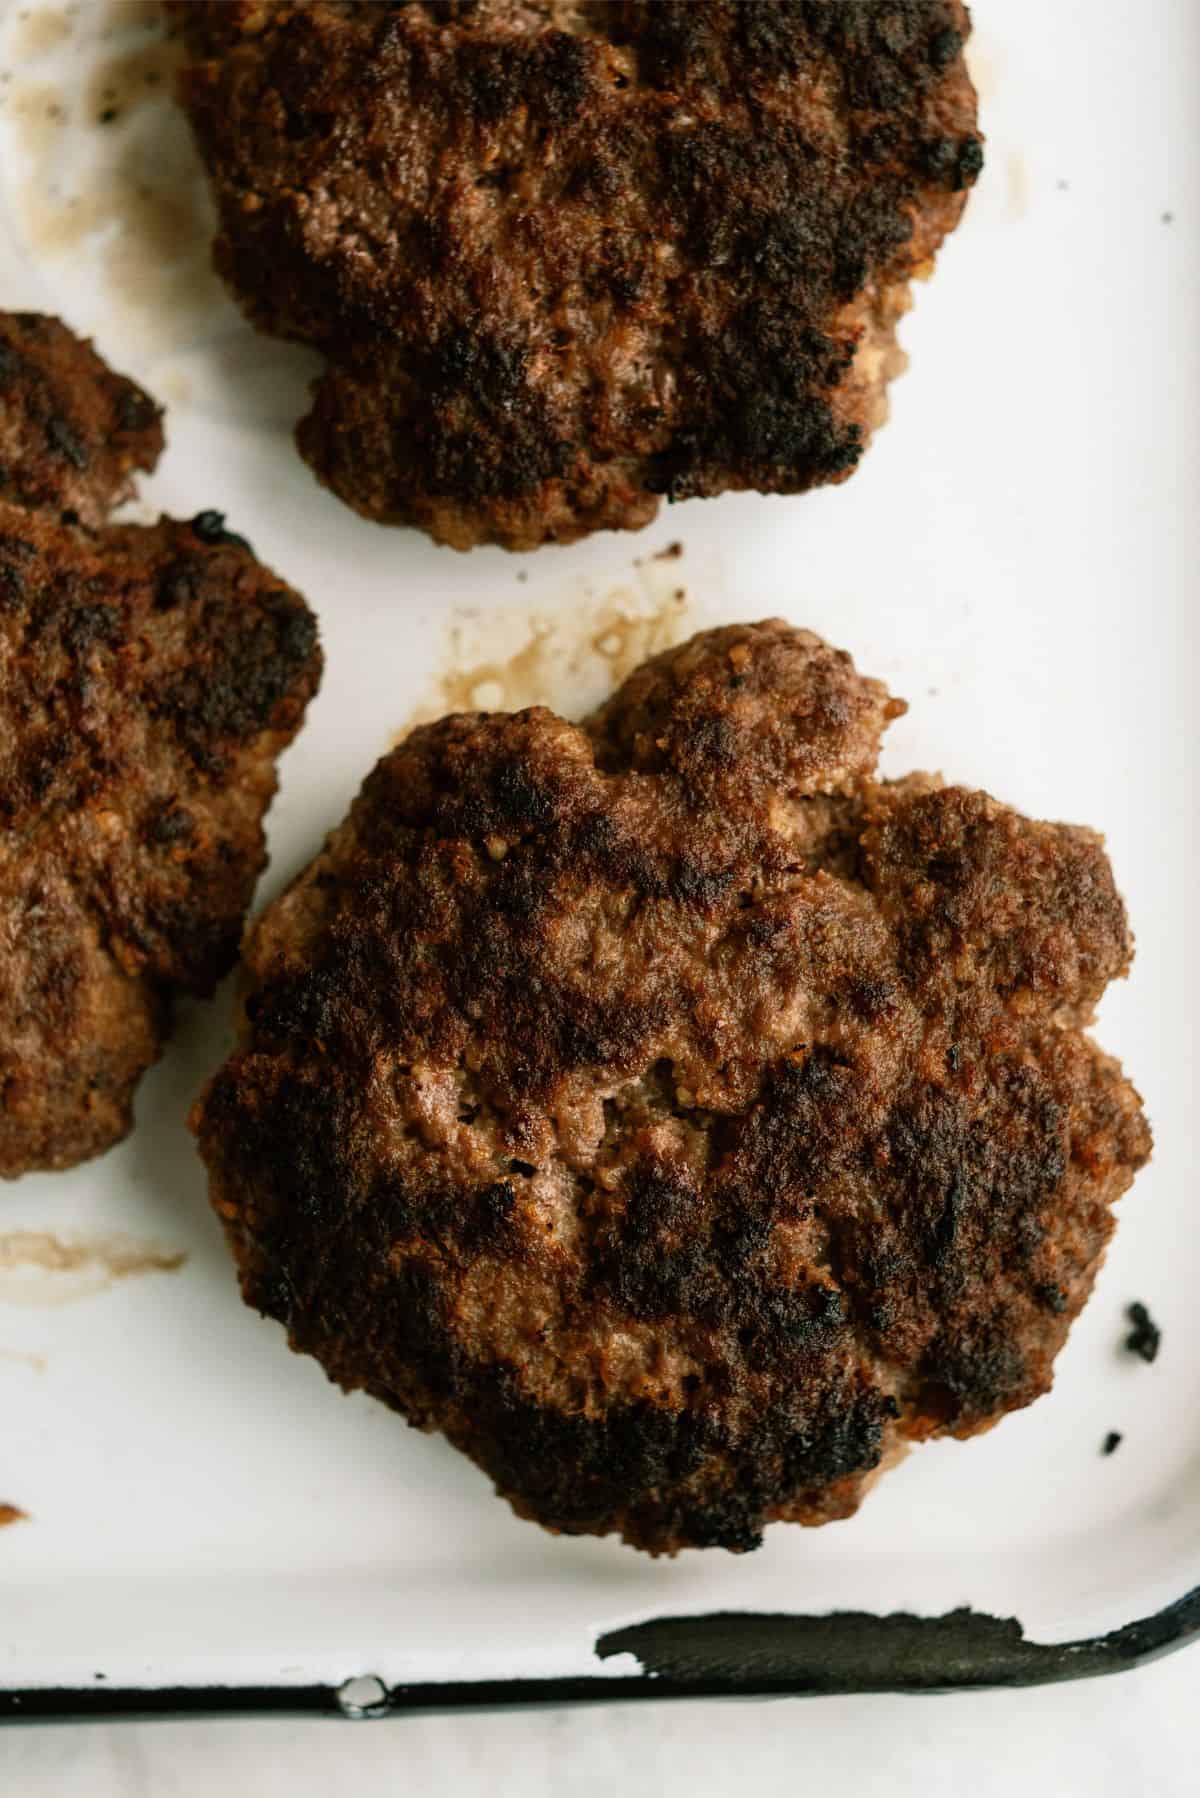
[0,311,164,527]
[0,315,322,1178]
[194,622,1149,1554]
[170,1,982,551]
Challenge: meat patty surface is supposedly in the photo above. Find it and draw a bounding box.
[0,312,164,528]
[170,1,981,550]
[194,622,1149,1554]
[1,315,322,1178]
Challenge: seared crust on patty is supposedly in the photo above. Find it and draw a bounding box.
[170,1,981,550]
[0,316,321,1177]
[0,312,164,528]
[194,622,1149,1553]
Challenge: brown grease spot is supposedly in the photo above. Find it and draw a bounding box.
[100,1,162,38]
[85,40,171,122]
[0,1231,186,1306]
[0,1504,28,1528]
[964,35,1002,103]
[4,3,229,355]
[8,81,68,159]
[10,7,72,59]
[396,580,690,744]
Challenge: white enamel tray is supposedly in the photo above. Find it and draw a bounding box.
[0,0,1196,1718]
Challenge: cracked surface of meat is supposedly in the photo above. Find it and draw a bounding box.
[194,621,1149,1553]
[0,315,322,1177]
[170,0,981,550]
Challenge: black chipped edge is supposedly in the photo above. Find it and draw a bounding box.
[3,1588,1199,1721]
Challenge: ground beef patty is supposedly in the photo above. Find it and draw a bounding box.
[0,311,164,528]
[194,622,1149,1554]
[170,1,981,551]
[0,314,322,1178]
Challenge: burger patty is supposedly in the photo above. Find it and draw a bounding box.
[0,314,322,1178]
[0,311,164,527]
[170,0,982,550]
[194,621,1149,1554]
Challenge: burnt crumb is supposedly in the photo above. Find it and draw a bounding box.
[1101,1430,1122,1456]
[99,107,119,125]
[190,510,253,553]
[1124,1301,1161,1364]
[169,0,980,550]
[0,311,322,1179]
[194,620,1149,1555]
[654,541,683,561]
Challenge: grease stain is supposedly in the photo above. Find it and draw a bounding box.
[10,7,73,59]
[395,572,691,747]
[1,0,230,357]
[0,1231,186,1307]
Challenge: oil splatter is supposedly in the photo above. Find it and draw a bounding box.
[10,7,73,59]
[153,366,193,409]
[396,573,692,747]
[0,0,233,358]
[99,0,162,40]
[7,81,69,159]
[0,1231,186,1306]
[86,38,171,124]
[0,1503,28,1528]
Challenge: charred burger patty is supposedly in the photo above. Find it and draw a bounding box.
[0,312,321,1177]
[194,622,1149,1553]
[171,0,981,550]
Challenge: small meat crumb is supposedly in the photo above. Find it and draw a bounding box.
[0,1503,28,1527]
[1124,1301,1161,1364]
[1101,1430,1122,1456]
